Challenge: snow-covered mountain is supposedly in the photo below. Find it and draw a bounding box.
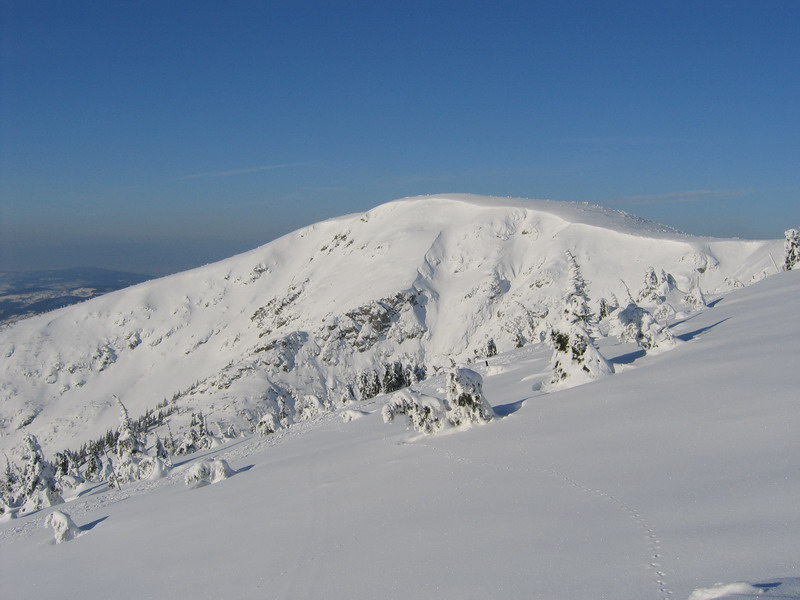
[0,194,783,458]
[2,258,798,600]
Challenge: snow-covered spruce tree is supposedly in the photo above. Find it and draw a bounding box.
[637,266,661,305]
[357,369,381,400]
[53,451,83,492]
[152,434,172,468]
[113,396,146,484]
[1,455,21,511]
[445,368,494,426]
[544,251,613,389]
[192,411,214,450]
[561,251,595,331]
[610,301,674,351]
[784,228,800,271]
[19,434,63,512]
[82,451,103,482]
[597,297,612,321]
[154,435,169,462]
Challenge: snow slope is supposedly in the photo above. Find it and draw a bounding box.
[1,269,798,600]
[0,195,783,460]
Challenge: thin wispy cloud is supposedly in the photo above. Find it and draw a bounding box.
[611,189,750,206]
[178,162,308,181]
[559,136,693,146]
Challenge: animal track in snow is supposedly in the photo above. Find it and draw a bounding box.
[539,467,673,599]
[415,437,674,600]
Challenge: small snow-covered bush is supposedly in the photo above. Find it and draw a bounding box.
[382,392,445,434]
[255,410,279,436]
[45,510,81,544]
[446,368,494,426]
[653,302,676,321]
[382,369,494,434]
[295,394,324,421]
[544,325,613,389]
[139,456,169,480]
[184,459,234,487]
[340,409,368,423]
[610,303,674,351]
[684,286,706,312]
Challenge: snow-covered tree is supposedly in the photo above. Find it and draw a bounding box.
[113,396,146,484]
[610,302,674,351]
[1,455,21,510]
[597,297,612,321]
[684,285,706,312]
[83,452,103,482]
[637,267,661,304]
[357,370,382,400]
[561,251,596,332]
[784,228,800,271]
[184,459,234,487]
[53,451,83,492]
[165,423,178,456]
[255,411,279,437]
[45,510,82,544]
[192,411,214,450]
[153,435,171,466]
[544,252,613,389]
[115,397,145,458]
[382,391,445,434]
[19,434,63,512]
[445,368,494,426]
[175,429,200,456]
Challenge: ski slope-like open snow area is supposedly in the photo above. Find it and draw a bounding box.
[1,266,798,599]
[0,194,783,459]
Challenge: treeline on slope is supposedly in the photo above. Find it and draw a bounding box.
[0,359,427,516]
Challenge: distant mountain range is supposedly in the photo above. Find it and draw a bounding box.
[0,267,152,326]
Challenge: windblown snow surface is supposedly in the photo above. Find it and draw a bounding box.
[1,195,797,599]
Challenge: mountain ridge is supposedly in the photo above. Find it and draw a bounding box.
[0,195,783,458]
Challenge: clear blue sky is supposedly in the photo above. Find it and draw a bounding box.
[1,1,798,275]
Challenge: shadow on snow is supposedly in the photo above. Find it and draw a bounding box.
[80,515,109,532]
[675,318,729,342]
[493,399,526,417]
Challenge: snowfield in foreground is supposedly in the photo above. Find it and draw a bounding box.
[1,269,798,600]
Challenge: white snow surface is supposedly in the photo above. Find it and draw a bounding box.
[1,267,798,599]
[0,194,782,459]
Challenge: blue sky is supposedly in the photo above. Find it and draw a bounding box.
[1,1,798,275]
